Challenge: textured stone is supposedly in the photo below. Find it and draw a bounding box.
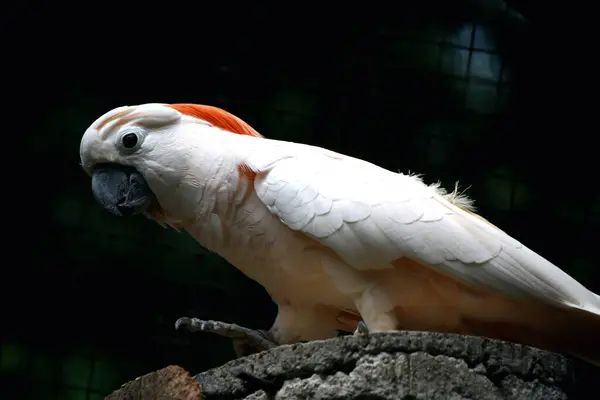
[194,331,572,399]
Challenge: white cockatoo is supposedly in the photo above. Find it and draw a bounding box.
[80,103,600,365]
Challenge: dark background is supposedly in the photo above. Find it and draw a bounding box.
[2,1,598,398]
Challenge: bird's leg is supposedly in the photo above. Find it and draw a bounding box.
[352,286,399,337]
[175,317,278,357]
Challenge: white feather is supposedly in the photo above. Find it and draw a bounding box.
[245,142,600,316]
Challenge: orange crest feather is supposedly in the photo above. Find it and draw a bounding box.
[167,104,263,138]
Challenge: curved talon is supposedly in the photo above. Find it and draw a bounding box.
[174,317,190,331]
[175,317,213,333]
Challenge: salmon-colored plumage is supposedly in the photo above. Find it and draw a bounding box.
[168,104,263,138]
[80,102,600,366]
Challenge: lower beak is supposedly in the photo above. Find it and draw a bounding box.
[91,164,154,217]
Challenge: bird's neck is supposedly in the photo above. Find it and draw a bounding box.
[180,158,255,253]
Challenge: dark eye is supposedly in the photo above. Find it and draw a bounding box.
[121,133,139,149]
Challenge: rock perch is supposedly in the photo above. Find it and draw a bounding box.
[108,331,574,399]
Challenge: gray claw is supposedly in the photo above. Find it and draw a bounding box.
[174,317,190,331]
[174,317,278,357]
[354,321,370,336]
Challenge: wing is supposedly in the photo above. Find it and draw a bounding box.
[246,144,600,315]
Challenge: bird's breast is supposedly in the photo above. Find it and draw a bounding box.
[184,192,353,309]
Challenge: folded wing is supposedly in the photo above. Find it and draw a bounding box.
[247,146,600,316]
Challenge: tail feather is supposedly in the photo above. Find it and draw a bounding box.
[462,305,600,367]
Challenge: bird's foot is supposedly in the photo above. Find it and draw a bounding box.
[353,321,370,336]
[175,317,278,357]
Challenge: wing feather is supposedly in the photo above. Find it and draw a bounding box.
[247,146,600,315]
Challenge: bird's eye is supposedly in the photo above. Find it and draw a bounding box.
[121,133,139,149]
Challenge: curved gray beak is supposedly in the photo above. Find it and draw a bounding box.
[91,164,154,217]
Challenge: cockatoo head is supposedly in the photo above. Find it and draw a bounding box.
[79,103,262,225]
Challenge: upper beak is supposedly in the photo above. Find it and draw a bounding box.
[91,164,154,217]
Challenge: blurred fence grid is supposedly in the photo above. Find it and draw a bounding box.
[1,341,110,399]
[2,5,550,399]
